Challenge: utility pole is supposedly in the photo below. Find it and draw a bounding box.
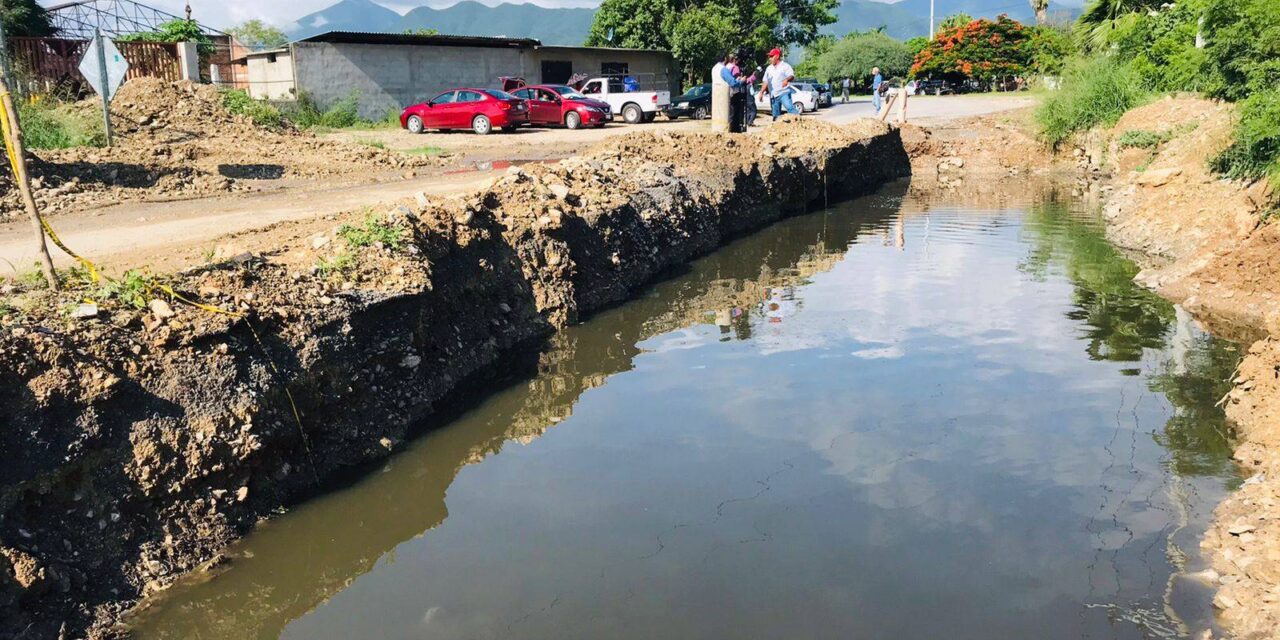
[930,0,936,38]
[94,30,115,147]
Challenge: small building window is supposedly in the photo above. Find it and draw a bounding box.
[267,53,277,63]
[602,62,628,76]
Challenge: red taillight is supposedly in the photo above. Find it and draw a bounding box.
[651,95,658,102]
[499,101,512,110]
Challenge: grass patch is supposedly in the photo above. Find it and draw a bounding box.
[17,99,105,149]
[354,138,387,150]
[315,252,355,278]
[404,145,446,156]
[1211,89,1280,193]
[285,91,365,130]
[221,89,287,130]
[338,213,406,251]
[1036,57,1150,148]
[1116,129,1166,150]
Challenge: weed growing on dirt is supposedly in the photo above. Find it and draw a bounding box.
[17,264,50,290]
[221,89,287,130]
[355,138,387,150]
[315,252,355,278]
[1117,129,1165,149]
[338,214,406,251]
[1210,89,1280,193]
[18,99,105,149]
[95,270,151,309]
[405,146,446,156]
[286,91,367,129]
[1036,57,1149,147]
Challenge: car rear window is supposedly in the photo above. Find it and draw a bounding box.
[482,89,517,100]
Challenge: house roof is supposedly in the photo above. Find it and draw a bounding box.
[296,31,541,49]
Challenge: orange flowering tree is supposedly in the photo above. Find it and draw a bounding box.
[910,15,1034,81]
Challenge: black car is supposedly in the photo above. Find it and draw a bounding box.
[815,82,833,107]
[914,79,957,95]
[664,84,712,119]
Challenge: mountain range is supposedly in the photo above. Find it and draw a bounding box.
[289,0,1083,45]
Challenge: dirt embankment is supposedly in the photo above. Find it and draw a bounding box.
[0,79,443,220]
[0,117,909,639]
[1080,96,1280,640]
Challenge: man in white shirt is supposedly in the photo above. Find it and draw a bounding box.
[758,47,799,121]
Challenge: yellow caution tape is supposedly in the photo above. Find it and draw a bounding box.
[3,92,318,484]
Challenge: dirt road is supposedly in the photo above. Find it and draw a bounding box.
[0,94,1031,276]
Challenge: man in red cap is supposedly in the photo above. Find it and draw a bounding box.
[759,47,798,121]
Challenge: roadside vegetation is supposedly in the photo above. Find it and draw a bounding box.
[15,98,105,149]
[1034,0,1280,193]
[220,89,400,133]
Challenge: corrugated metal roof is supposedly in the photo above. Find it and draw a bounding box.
[297,31,541,49]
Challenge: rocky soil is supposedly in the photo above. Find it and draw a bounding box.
[0,118,908,639]
[1,79,444,220]
[1080,96,1280,640]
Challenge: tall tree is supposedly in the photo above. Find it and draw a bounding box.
[586,0,835,71]
[0,0,56,37]
[939,13,975,30]
[229,19,288,51]
[1030,0,1050,24]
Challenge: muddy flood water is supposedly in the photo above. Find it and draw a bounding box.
[128,182,1243,640]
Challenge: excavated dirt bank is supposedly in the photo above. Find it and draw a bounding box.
[1083,97,1280,639]
[0,79,443,220]
[0,118,908,639]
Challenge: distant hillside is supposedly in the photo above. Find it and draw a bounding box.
[397,2,595,45]
[288,0,1082,45]
[292,0,401,36]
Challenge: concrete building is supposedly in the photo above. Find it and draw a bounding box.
[242,31,679,119]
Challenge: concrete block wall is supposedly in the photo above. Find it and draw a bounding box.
[293,42,531,119]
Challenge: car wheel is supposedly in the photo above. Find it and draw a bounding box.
[643,112,656,123]
[622,103,642,124]
[796,102,806,114]
[472,115,492,135]
[406,115,425,134]
[693,105,708,120]
[565,111,582,130]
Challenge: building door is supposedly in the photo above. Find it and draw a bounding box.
[541,60,572,85]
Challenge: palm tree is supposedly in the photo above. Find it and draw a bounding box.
[1030,0,1049,24]
[1075,0,1163,49]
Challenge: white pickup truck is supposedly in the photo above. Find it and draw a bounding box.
[579,77,671,124]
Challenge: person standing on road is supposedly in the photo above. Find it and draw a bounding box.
[759,48,799,121]
[841,76,851,103]
[871,67,884,114]
[713,51,752,132]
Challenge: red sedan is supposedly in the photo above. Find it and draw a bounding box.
[401,88,529,135]
[510,84,613,129]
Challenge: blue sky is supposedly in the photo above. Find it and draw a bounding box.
[38,0,605,30]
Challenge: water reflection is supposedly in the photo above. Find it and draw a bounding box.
[128,182,1240,640]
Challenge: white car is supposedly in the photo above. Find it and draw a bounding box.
[754,82,818,114]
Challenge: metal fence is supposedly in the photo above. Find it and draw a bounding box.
[5,36,181,94]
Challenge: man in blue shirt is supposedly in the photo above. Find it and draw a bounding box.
[871,67,884,114]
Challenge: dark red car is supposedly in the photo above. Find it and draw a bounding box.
[401,88,529,135]
[510,84,613,129]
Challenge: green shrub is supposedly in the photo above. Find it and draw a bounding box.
[17,100,104,149]
[1202,0,1280,102]
[221,89,286,130]
[1211,90,1280,189]
[284,90,367,129]
[1035,56,1150,147]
